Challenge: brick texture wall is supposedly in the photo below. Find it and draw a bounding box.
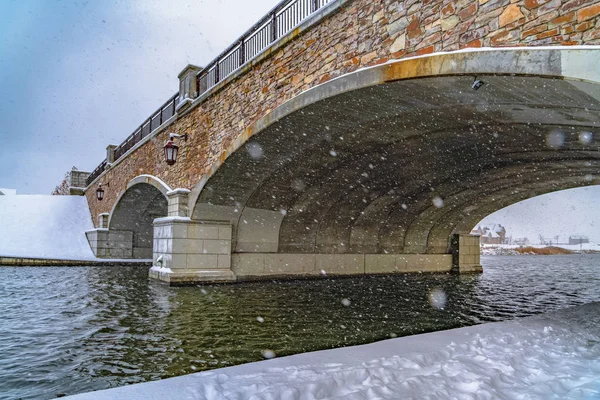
[86,0,600,225]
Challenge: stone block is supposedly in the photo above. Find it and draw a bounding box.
[156,238,171,253]
[218,225,233,240]
[317,254,365,275]
[172,224,189,239]
[231,254,266,275]
[169,254,188,270]
[172,238,201,254]
[187,254,219,269]
[187,224,220,239]
[154,225,171,239]
[365,254,398,273]
[203,239,231,255]
[218,255,231,269]
[264,253,316,275]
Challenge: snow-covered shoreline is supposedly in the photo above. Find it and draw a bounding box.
[67,303,600,399]
[482,243,600,256]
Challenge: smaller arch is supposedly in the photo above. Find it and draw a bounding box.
[108,175,171,227]
[126,174,172,196]
[107,175,171,259]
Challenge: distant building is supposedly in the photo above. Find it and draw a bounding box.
[569,235,589,245]
[0,188,17,196]
[471,224,507,244]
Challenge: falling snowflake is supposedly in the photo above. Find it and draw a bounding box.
[428,288,447,310]
[246,142,264,159]
[579,131,593,145]
[261,349,276,359]
[546,130,564,149]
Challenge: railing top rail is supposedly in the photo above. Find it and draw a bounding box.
[199,0,322,77]
[87,0,334,188]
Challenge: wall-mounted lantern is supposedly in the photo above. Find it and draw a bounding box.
[164,133,188,165]
[96,183,108,201]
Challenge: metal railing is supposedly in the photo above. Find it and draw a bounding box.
[198,0,332,94]
[86,94,178,186]
[86,0,334,187]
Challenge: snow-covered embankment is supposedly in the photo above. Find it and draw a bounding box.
[0,195,96,260]
[67,303,600,399]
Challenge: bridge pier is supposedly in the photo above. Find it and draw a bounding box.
[149,218,234,284]
[451,234,483,274]
[149,188,234,284]
[86,213,134,259]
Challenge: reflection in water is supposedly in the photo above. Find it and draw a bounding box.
[0,255,599,399]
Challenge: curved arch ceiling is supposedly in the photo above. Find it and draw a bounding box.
[110,183,168,258]
[193,73,600,254]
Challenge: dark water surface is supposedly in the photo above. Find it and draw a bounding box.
[1,255,599,399]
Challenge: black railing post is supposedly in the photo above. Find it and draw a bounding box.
[271,12,277,43]
[215,63,220,85]
[312,0,319,12]
[239,40,246,66]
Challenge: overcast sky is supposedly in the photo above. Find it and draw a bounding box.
[0,0,598,242]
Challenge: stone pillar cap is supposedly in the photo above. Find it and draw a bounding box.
[167,188,191,196]
[177,64,204,79]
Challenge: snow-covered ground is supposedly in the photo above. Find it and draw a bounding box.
[0,195,98,260]
[67,303,600,400]
[482,243,600,255]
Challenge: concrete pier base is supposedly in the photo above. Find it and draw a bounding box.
[451,234,483,274]
[232,253,453,280]
[85,229,133,259]
[149,217,235,285]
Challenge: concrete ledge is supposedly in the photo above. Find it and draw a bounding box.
[457,264,484,274]
[149,267,235,285]
[0,257,151,267]
[232,253,453,278]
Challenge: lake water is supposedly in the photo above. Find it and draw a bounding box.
[1,255,599,399]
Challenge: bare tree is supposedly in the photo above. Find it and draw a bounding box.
[51,167,78,195]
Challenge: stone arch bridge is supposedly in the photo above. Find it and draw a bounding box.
[81,0,600,284]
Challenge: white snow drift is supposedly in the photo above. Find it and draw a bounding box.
[0,195,96,260]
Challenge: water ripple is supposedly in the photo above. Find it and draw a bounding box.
[0,255,599,399]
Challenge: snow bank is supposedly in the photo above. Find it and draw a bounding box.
[0,188,17,196]
[0,195,96,260]
[67,303,600,399]
[482,243,600,255]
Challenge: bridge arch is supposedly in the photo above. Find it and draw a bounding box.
[190,48,600,257]
[109,175,171,259]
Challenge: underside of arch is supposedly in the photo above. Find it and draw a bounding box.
[189,49,600,261]
[110,182,168,258]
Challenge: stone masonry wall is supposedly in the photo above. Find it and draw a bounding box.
[86,0,600,225]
